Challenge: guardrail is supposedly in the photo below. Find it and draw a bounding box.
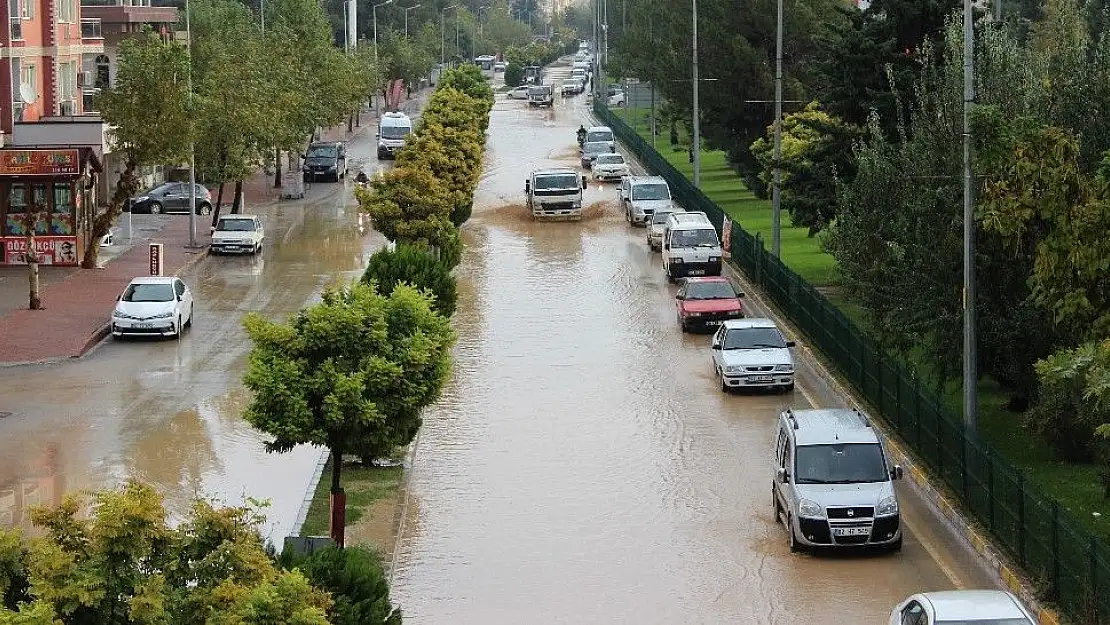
[594,100,1109,624]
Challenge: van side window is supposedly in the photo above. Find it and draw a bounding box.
[776,429,786,464]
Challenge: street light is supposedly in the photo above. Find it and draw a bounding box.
[690,0,699,187]
[404,3,421,38]
[441,4,458,66]
[770,0,782,256]
[184,0,198,248]
[962,0,978,435]
[373,0,394,61]
[476,5,489,58]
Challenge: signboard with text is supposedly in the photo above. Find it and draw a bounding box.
[3,236,79,265]
[0,150,81,176]
[149,243,164,276]
[721,216,733,259]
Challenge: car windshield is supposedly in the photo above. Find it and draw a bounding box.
[686,281,736,300]
[632,183,669,200]
[307,145,338,159]
[794,443,888,484]
[121,283,174,303]
[587,131,613,143]
[935,620,1032,625]
[217,219,256,232]
[381,125,410,139]
[584,142,610,155]
[534,174,579,190]
[721,327,786,350]
[670,228,718,248]
[595,155,624,165]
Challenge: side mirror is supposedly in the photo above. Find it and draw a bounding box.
[711,341,721,350]
[776,467,789,484]
[786,340,796,348]
[300,154,306,160]
[664,243,671,250]
[209,226,216,234]
[891,465,904,481]
[738,292,746,298]
[581,176,588,189]
[675,294,684,300]
[525,180,531,192]
[116,294,121,301]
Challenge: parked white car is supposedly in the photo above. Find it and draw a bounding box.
[592,153,630,181]
[608,90,626,106]
[111,276,194,339]
[508,86,530,99]
[710,318,795,393]
[889,591,1035,625]
[210,214,265,255]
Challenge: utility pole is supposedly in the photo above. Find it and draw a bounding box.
[441,5,457,65]
[770,0,782,256]
[962,0,978,435]
[404,3,420,38]
[373,0,394,61]
[185,0,198,248]
[691,0,700,187]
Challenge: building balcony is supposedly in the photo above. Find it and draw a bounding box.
[80,17,102,39]
[79,4,178,28]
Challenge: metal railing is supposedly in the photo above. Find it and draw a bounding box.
[80,17,102,39]
[594,100,1110,625]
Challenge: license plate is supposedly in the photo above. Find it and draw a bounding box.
[687,269,705,276]
[748,375,773,382]
[833,527,871,537]
[705,320,723,326]
[134,323,153,329]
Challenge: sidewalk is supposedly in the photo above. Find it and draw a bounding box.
[0,217,209,365]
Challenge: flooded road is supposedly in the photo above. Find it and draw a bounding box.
[388,63,999,623]
[0,129,390,540]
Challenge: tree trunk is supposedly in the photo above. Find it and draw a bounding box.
[347,113,354,133]
[82,158,140,269]
[230,180,244,214]
[273,145,283,188]
[28,256,41,310]
[210,182,225,228]
[329,448,346,548]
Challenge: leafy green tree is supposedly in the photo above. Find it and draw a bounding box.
[91,34,192,269]
[503,61,523,87]
[0,531,29,611]
[362,245,458,318]
[356,165,456,253]
[435,65,494,109]
[279,546,401,625]
[242,283,454,544]
[379,30,434,96]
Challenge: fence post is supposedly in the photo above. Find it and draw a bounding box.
[1051,501,1061,599]
[1018,472,1027,565]
[1090,537,1098,610]
[754,232,763,285]
[913,378,922,449]
[962,434,969,503]
[987,450,995,532]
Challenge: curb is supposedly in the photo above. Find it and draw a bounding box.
[719,260,1063,625]
[288,448,330,539]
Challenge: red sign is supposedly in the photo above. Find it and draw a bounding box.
[721,216,733,259]
[149,243,163,276]
[0,150,81,176]
[3,236,79,265]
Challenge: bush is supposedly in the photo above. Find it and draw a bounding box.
[281,546,401,625]
[504,62,523,87]
[362,244,458,318]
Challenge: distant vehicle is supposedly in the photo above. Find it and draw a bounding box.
[508,85,531,99]
[525,168,588,220]
[528,84,554,107]
[561,80,579,96]
[572,68,587,83]
[523,65,542,83]
[111,276,194,340]
[494,61,507,72]
[130,182,213,216]
[303,141,348,181]
[210,214,265,255]
[608,90,626,106]
[606,84,622,97]
[579,141,613,168]
[377,111,413,160]
[662,211,722,281]
[675,276,744,332]
[474,54,496,70]
[647,207,685,250]
[888,591,1035,625]
[585,126,615,150]
[619,176,672,225]
[712,319,795,392]
[591,153,630,181]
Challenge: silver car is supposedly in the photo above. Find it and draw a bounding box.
[710,318,795,393]
[647,207,685,250]
[580,141,613,168]
[592,153,630,181]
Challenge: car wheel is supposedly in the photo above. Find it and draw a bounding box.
[175,316,182,339]
[782,383,795,393]
[185,304,193,328]
[198,203,212,216]
[718,367,729,393]
[787,515,803,553]
[773,486,783,520]
[678,311,687,333]
[887,535,903,553]
[149,202,163,214]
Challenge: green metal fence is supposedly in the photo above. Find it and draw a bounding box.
[594,101,1110,624]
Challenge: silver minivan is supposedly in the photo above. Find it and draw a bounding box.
[773,408,904,552]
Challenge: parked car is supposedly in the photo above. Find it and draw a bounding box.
[889,591,1035,625]
[302,141,348,182]
[608,90,626,106]
[494,61,507,72]
[111,276,194,340]
[710,318,795,393]
[210,214,265,255]
[580,141,613,168]
[591,153,630,181]
[675,277,744,331]
[508,85,531,99]
[130,183,213,215]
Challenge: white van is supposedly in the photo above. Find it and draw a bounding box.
[661,211,722,281]
[377,111,413,160]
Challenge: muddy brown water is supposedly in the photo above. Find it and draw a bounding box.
[386,66,997,623]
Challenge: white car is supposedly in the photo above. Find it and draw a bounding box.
[592,153,630,181]
[608,91,626,106]
[508,86,530,99]
[210,214,265,255]
[889,591,1035,625]
[494,61,507,72]
[111,276,194,339]
[647,207,685,250]
[710,318,795,393]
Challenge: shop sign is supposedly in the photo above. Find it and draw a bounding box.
[0,150,81,176]
[3,236,79,265]
[149,243,163,276]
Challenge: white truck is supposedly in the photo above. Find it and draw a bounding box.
[525,168,588,220]
[210,214,265,255]
[528,84,555,107]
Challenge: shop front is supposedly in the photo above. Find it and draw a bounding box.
[0,148,101,266]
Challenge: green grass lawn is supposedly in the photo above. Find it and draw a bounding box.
[300,460,403,538]
[609,103,1110,542]
[613,106,840,287]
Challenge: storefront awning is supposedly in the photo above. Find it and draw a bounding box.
[0,148,103,177]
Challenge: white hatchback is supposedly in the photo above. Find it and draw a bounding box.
[111,276,194,339]
[889,591,1035,625]
[592,153,629,181]
[710,318,795,393]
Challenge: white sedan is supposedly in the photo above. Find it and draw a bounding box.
[592,153,630,181]
[889,591,1035,625]
[507,86,530,99]
[710,318,795,393]
[111,276,194,339]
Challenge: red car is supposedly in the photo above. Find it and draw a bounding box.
[675,277,744,332]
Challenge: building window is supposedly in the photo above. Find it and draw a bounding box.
[20,0,31,21]
[8,0,21,39]
[95,54,109,88]
[19,64,36,108]
[58,61,77,106]
[57,0,75,23]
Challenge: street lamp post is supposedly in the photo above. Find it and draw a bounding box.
[185,0,198,248]
[441,4,457,65]
[770,0,782,256]
[691,0,699,187]
[404,3,421,38]
[476,5,489,58]
[373,0,395,61]
[962,0,978,435]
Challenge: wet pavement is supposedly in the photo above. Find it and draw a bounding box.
[0,129,392,540]
[387,61,1001,623]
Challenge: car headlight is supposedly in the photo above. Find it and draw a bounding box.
[135,196,149,203]
[151,312,174,319]
[774,364,794,372]
[725,365,742,373]
[877,496,899,516]
[798,499,825,519]
[709,256,721,262]
[687,311,702,317]
[671,257,683,263]
[114,311,135,319]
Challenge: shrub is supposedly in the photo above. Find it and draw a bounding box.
[281,546,402,625]
[504,62,523,87]
[362,244,458,318]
